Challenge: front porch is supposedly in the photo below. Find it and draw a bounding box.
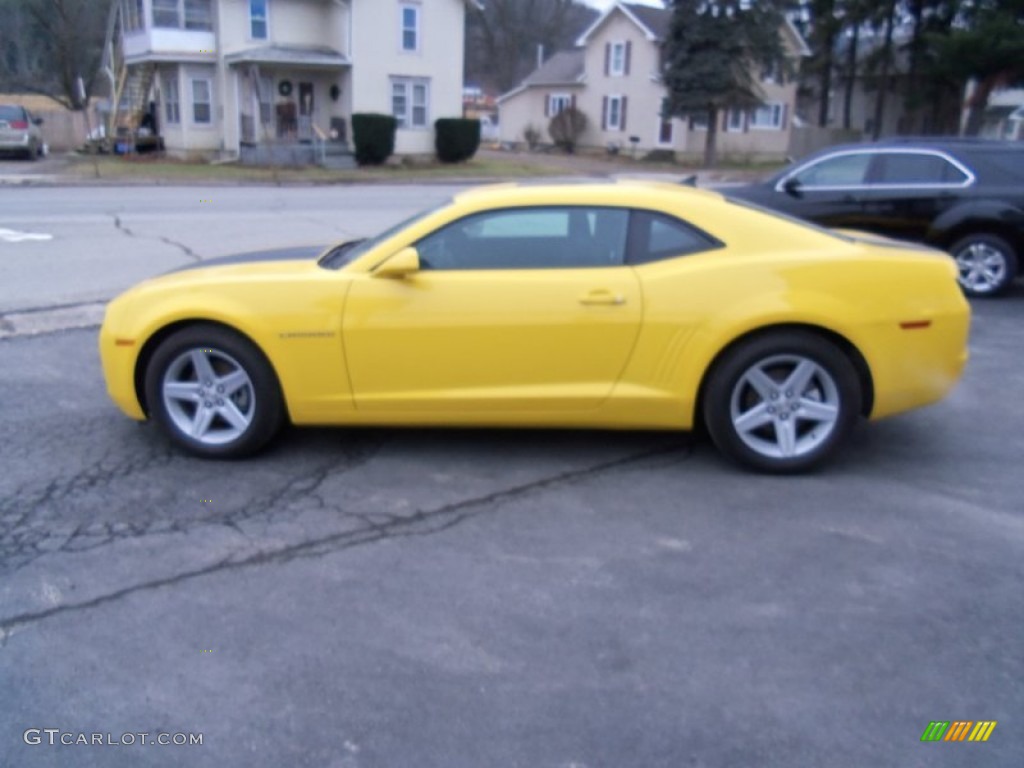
[227,45,355,168]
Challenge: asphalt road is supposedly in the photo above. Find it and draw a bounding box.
[1,185,1022,767]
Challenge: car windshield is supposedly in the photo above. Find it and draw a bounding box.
[318,201,450,270]
[725,195,855,242]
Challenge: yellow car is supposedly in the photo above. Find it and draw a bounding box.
[99,182,970,472]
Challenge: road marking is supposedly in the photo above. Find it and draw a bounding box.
[0,227,53,242]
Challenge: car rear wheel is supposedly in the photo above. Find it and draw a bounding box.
[951,234,1018,297]
[703,332,861,473]
[144,324,284,458]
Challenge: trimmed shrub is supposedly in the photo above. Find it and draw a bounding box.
[351,113,397,166]
[548,107,588,154]
[435,118,481,163]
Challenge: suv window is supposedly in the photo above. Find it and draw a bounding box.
[871,152,968,185]
[416,206,630,270]
[791,152,872,187]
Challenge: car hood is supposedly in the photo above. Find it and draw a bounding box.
[166,244,327,274]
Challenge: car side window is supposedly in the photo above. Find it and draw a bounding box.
[791,153,872,187]
[871,152,968,185]
[627,210,721,265]
[415,206,630,270]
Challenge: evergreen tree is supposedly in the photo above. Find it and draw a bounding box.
[661,0,788,167]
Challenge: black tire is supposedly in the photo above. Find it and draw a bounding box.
[25,143,38,161]
[702,331,862,473]
[144,324,285,458]
[950,233,1018,298]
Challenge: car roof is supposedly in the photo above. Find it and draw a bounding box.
[452,180,724,208]
[801,138,1022,158]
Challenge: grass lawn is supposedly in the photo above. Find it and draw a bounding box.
[65,153,567,184]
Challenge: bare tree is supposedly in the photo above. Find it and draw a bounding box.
[0,0,107,109]
[466,0,597,93]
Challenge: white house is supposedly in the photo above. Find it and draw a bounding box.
[104,0,479,163]
[497,2,809,162]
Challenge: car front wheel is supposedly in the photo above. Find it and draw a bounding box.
[703,332,861,473]
[951,233,1018,297]
[144,324,285,458]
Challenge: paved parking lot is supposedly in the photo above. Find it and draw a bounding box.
[1,186,1022,767]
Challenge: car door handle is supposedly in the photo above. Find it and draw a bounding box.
[579,290,625,306]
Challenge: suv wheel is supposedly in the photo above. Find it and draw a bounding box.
[951,234,1018,297]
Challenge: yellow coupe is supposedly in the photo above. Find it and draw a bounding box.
[99,182,970,472]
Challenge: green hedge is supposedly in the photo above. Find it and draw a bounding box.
[435,118,481,163]
[351,113,397,166]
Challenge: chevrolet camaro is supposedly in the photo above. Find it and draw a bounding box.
[99,182,970,473]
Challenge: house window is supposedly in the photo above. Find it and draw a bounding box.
[605,95,625,131]
[689,112,708,131]
[391,77,430,128]
[400,3,419,52]
[750,103,784,130]
[153,0,180,27]
[610,42,627,76]
[191,78,212,124]
[250,0,268,39]
[152,0,212,30]
[184,0,213,31]
[658,117,673,146]
[725,108,745,132]
[163,73,180,124]
[122,0,144,31]
[548,94,572,116]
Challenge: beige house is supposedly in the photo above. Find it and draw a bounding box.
[104,0,478,163]
[497,2,809,162]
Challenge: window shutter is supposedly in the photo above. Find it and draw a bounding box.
[743,110,750,133]
[781,103,789,130]
[570,94,576,110]
[625,41,632,76]
[602,96,608,130]
[545,95,550,118]
[621,96,628,131]
[604,43,611,76]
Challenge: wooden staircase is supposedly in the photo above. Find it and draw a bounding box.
[99,1,158,152]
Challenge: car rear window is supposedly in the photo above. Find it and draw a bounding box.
[0,105,27,121]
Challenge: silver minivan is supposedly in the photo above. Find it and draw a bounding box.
[0,104,45,160]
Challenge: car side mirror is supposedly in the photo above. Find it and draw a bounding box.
[372,246,420,279]
[782,177,802,198]
[32,116,44,126]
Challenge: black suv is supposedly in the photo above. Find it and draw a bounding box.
[727,139,1024,297]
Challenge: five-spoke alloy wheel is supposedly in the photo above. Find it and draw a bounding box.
[144,324,284,458]
[704,332,861,473]
[951,233,1018,298]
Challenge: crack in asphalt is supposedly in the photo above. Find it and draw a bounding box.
[0,441,691,637]
[111,213,202,262]
[0,436,384,574]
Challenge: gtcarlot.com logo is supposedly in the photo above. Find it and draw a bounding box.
[23,729,203,747]
[921,721,997,742]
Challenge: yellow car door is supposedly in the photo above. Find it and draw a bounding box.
[342,206,642,413]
